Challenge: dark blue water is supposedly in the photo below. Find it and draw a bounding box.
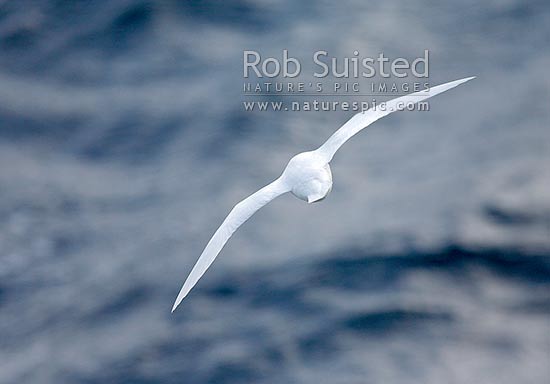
[0,1,549,383]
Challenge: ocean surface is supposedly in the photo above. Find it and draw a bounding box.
[0,1,549,383]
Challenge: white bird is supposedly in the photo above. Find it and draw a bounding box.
[172,76,475,311]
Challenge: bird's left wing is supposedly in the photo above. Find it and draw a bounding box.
[172,177,290,311]
[315,77,475,162]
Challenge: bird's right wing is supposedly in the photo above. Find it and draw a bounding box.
[315,77,475,162]
[172,177,290,311]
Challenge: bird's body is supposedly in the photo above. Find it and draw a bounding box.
[285,151,333,203]
[172,76,475,312]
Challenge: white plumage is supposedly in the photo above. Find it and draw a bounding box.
[172,76,475,312]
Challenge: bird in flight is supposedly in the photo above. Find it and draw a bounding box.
[172,76,475,312]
